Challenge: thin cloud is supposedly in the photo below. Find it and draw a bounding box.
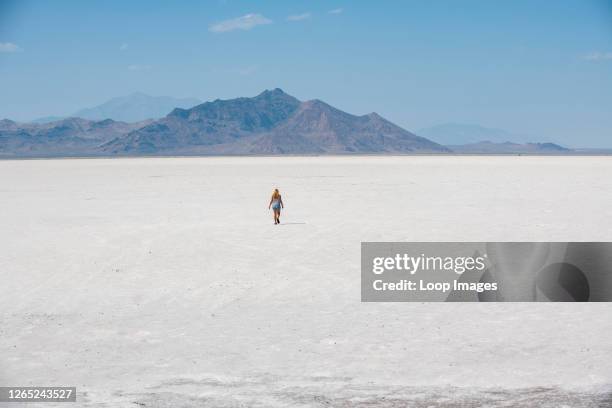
[583,51,612,61]
[0,42,21,53]
[209,13,272,33]
[287,13,311,22]
[328,8,343,14]
[119,43,129,51]
[127,64,152,71]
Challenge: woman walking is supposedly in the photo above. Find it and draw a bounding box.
[268,188,284,225]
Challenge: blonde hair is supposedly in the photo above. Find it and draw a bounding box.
[271,188,280,199]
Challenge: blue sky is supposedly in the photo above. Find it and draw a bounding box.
[0,0,611,147]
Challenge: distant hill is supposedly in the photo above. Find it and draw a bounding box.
[0,117,149,157]
[418,123,530,145]
[449,141,570,154]
[29,116,66,124]
[101,89,447,155]
[72,93,201,122]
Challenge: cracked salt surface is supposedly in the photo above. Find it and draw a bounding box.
[1,156,611,407]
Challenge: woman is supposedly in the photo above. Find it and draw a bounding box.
[268,188,284,224]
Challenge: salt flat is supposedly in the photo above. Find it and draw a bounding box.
[1,156,611,407]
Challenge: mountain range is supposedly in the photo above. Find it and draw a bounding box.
[0,117,150,157]
[418,123,533,145]
[1,89,572,157]
[448,141,569,154]
[101,89,446,155]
